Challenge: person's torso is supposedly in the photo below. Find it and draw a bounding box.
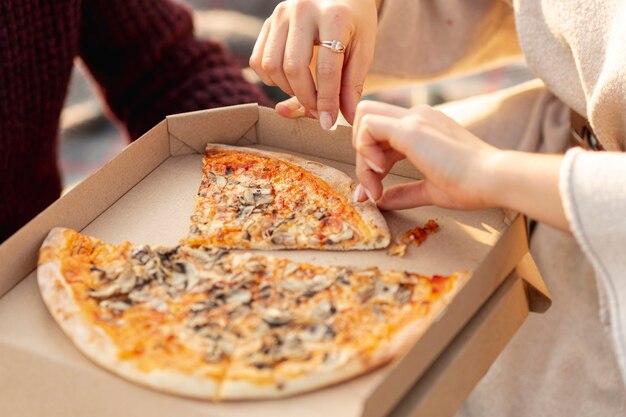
[513,0,626,151]
[0,0,81,239]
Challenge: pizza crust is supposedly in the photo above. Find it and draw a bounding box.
[37,228,222,400]
[204,144,390,250]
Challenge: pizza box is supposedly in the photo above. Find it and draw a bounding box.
[0,104,550,416]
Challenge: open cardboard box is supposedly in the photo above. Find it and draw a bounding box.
[0,105,550,417]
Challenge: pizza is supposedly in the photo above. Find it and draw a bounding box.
[182,144,390,250]
[388,220,440,258]
[38,228,467,400]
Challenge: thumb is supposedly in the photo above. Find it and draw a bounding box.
[376,181,434,211]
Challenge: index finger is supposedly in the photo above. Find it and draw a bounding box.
[353,100,410,145]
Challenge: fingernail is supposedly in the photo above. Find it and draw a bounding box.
[363,187,376,203]
[353,184,366,202]
[320,112,333,130]
[364,158,385,174]
[282,101,301,111]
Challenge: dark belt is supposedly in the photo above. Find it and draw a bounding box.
[571,110,604,151]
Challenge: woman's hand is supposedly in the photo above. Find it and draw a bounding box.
[352,101,570,231]
[250,0,379,127]
[353,101,499,211]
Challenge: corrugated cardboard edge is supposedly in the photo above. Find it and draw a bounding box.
[166,104,260,153]
[388,270,530,417]
[518,252,552,313]
[167,104,426,180]
[0,121,171,299]
[360,213,539,417]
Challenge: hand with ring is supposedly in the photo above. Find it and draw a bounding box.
[250,0,380,128]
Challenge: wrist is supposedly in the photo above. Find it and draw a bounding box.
[480,149,518,209]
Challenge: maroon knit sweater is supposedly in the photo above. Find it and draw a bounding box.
[0,0,269,241]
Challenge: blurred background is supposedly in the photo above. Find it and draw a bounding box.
[60,0,534,189]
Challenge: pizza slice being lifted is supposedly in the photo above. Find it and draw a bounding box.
[182,144,390,250]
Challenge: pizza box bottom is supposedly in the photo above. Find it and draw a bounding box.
[0,104,550,417]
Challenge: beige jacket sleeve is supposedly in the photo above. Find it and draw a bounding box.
[370,0,521,82]
[561,149,626,381]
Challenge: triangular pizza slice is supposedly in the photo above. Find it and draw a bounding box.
[182,144,390,250]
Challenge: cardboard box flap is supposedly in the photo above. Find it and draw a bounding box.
[517,252,551,313]
[166,104,259,154]
[0,120,171,299]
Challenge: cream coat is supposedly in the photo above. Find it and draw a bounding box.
[370,0,626,415]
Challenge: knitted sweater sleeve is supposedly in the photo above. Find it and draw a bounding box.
[78,0,269,139]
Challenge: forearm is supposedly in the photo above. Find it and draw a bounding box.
[485,151,569,231]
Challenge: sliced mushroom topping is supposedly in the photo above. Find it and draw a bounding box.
[203,339,224,363]
[227,289,252,307]
[301,323,334,342]
[312,208,327,220]
[196,323,222,339]
[271,233,296,246]
[116,263,137,294]
[100,299,131,314]
[236,205,254,220]
[309,274,334,292]
[157,246,179,267]
[244,260,265,273]
[128,288,152,303]
[131,245,152,265]
[147,298,168,313]
[242,188,256,205]
[374,280,399,298]
[214,175,228,188]
[228,304,251,319]
[169,272,187,290]
[258,283,273,299]
[187,314,210,330]
[88,283,120,299]
[336,273,351,286]
[261,308,292,327]
[311,300,336,321]
[190,300,212,312]
[255,194,274,206]
[182,247,214,265]
[144,257,166,282]
[395,284,413,305]
[280,279,309,293]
